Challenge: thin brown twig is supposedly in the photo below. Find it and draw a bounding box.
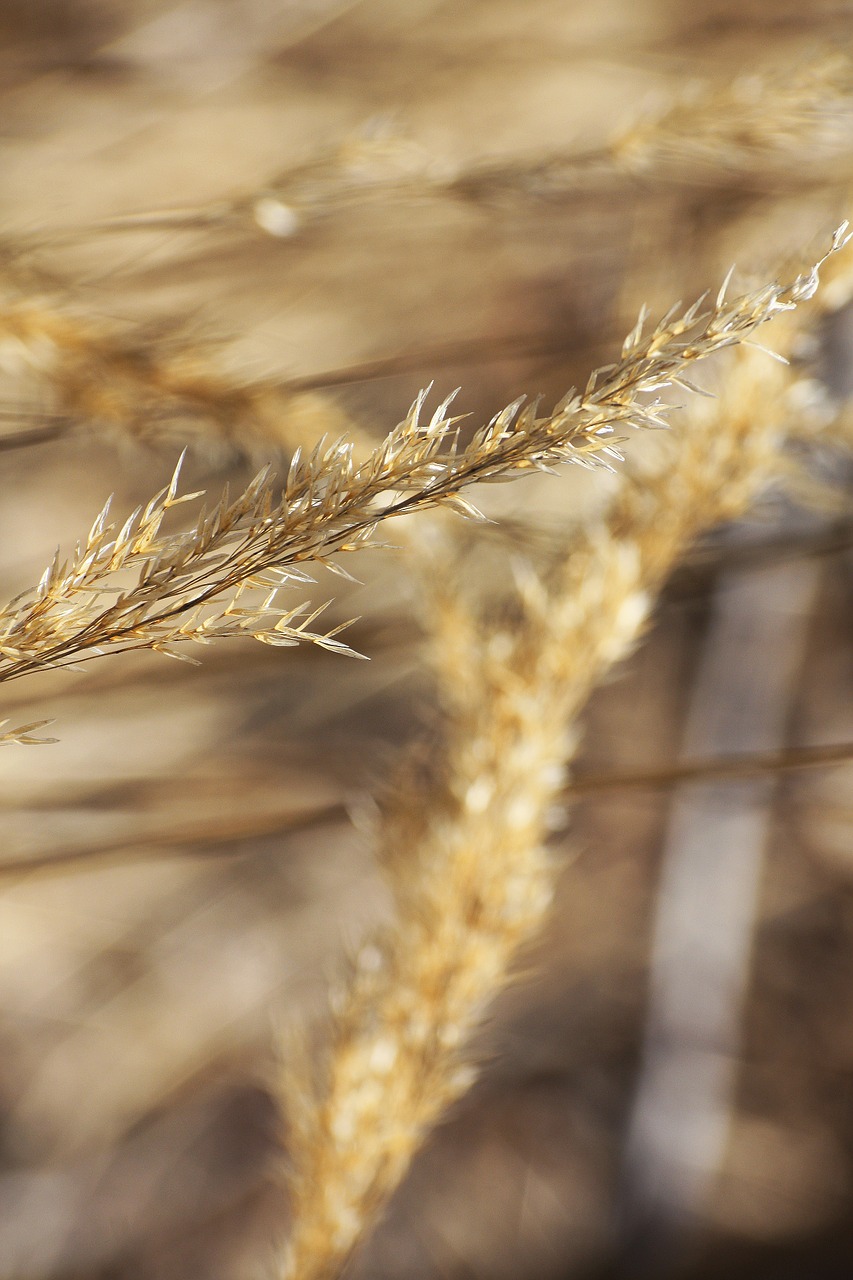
[568,740,853,794]
[1,742,848,881]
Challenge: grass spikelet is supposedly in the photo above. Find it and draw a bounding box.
[0,716,58,745]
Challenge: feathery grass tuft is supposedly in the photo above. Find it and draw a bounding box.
[1,233,844,688]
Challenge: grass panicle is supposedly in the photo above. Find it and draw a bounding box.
[0,297,355,461]
[22,54,853,251]
[0,232,844,688]
[276,236,850,1280]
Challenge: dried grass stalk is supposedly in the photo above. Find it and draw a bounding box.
[277,237,849,1280]
[610,54,853,179]
[36,54,853,245]
[0,298,355,461]
[1,235,843,687]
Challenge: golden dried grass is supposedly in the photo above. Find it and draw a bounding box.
[0,236,841,687]
[277,237,853,1277]
[1,16,853,1280]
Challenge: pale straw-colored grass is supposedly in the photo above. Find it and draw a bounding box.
[0,235,841,692]
[27,53,852,247]
[277,233,849,1280]
[0,297,354,460]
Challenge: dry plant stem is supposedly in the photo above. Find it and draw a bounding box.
[451,56,853,204]
[568,740,853,793]
[0,236,843,686]
[0,299,354,459]
[2,741,849,878]
[608,53,853,180]
[278,246,848,1279]
[29,54,853,245]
